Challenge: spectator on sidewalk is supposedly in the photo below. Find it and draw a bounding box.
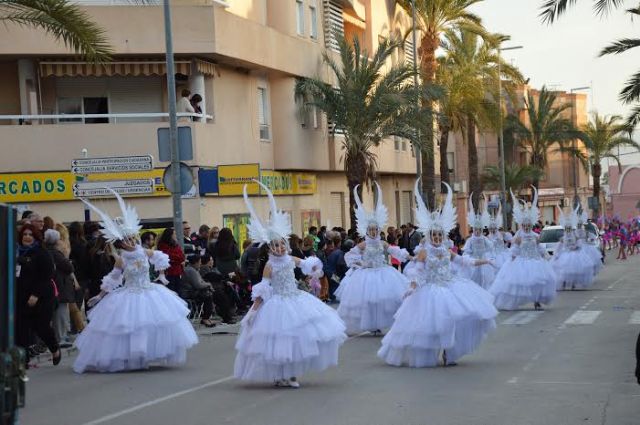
[180,255,216,327]
[157,227,185,293]
[16,224,61,366]
[211,228,240,277]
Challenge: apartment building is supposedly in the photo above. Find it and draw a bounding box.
[0,0,422,237]
[446,85,591,229]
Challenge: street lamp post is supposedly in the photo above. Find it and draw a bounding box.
[411,0,423,200]
[570,86,590,211]
[497,45,523,229]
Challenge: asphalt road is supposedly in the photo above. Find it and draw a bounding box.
[18,253,640,425]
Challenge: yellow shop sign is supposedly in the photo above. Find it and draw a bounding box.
[261,170,316,195]
[0,172,74,203]
[218,164,260,196]
[0,170,170,203]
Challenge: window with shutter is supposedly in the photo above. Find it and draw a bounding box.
[323,0,344,52]
[258,86,270,140]
[330,192,345,228]
[401,190,413,225]
[296,0,305,36]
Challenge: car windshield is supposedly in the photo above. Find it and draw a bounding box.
[539,228,564,243]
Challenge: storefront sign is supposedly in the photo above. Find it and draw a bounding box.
[218,164,260,196]
[0,169,169,203]
[261,170,316,195]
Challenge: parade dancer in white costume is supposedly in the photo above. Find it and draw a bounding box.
[335,182,409,334]
[462,195,496,289]
[489,187,557,311]
[234,181,347,388]
[378,182,498,367]
[576,208,603,276]
[486,201,511,270]
[552,206,595,290]
[73,191,198,373]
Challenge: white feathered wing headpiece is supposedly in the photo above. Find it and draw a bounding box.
[467,193,490,229]
[80,189,141,242]
[414,179,457,234]
[354,181,388,237]
[485,194,503,229]
[243,180,292,245]
[510,186,539,226]
[558,205,579,229]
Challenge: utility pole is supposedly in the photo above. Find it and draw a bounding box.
[411,0,423,201]
[570,86,590,211]
[497,44,523,229]
[163,0,183,248]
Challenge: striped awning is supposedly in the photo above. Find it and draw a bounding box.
[194,59,220,77]
[39,60,192,77]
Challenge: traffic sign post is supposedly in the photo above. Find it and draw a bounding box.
[71,155,153,174]
[72,179,154,198]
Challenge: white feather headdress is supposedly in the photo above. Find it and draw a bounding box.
[577,206,589,225]
[467,193,490,229]
[557,205,579,229]
[485,194,503,229]
[80,189,141,242]
[414,179,457,234]
[510,186,539,226]
[354,182,388,236]
[243,180,292,244]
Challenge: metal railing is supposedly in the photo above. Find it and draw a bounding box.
[0,112,213,125]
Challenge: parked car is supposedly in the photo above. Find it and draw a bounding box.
[539,223,601,256]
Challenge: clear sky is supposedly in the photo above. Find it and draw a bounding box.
[472,0,640,118]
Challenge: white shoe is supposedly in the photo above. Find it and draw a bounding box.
[289,379,300,388]
[274,379,288,387]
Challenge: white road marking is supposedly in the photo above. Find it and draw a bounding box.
[501,311,544,325]
[81,330,371,425]
[80,375,235,425]
[507,377,519,384]
[628,311,640,325]
[564,310,602,325]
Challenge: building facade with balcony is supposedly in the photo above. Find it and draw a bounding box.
[0,0,421,236]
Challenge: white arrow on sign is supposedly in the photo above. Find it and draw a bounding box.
[73,179,154,198]
[71,155,153,174]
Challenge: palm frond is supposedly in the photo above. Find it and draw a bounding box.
[599,38,640,56]
[619,69,640,104]
[1,0,113,61]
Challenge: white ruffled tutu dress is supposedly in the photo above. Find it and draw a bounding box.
[489,230,557,310]
[488,231,511,270]
[234,254,347,382]
[73,246,198,373]
[462,235,496,290]
[577,228,602,276]
[552,231,595,290]
[378,243,498,367]
[335,238,408,333]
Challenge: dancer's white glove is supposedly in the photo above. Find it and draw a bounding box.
[156,273,170,286]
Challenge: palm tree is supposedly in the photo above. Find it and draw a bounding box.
[568,113,640,215]
[396,0,488,207]
[482,164,544,191]
[295,36,415,231]
[438,30,523,207]
[1,0,112,61]
[505,86,577,190]
[539,1,640,126]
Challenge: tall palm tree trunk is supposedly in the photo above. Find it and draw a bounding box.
[591,163,602,218]
[466,116,481,208]
[345,148,368,232]
[439,124,451,184]
[419,31,440,207]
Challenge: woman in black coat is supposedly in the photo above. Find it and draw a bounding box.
[15,224,60,366]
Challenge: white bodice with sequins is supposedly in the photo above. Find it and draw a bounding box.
[465,236,494,260]
[121,246,154,291]
[268,255,300,297]
[362,238,387,268]
[488,232,507,253]
[518,231,542,259]
[563,231,578,250]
